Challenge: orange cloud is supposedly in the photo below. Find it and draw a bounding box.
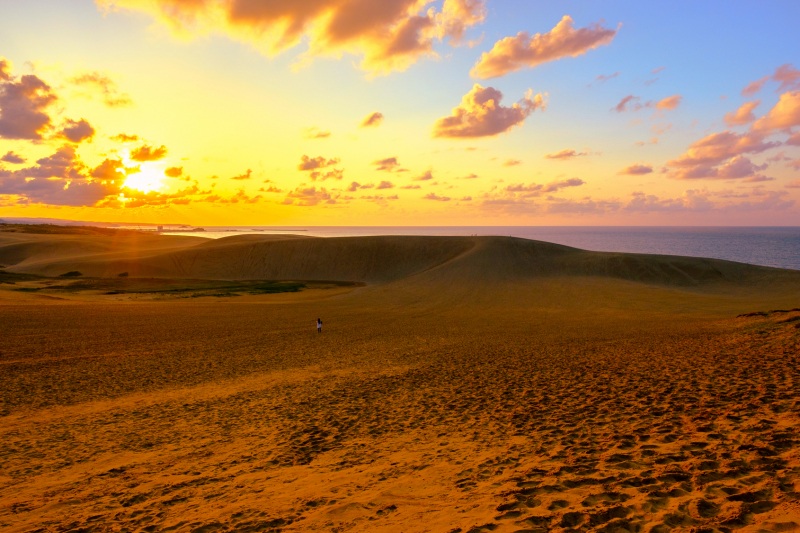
[742,76,769,97]
[655,95,682,110]
[788,132,800,146]
[97,0,486,74]
[502,159,521,167]
[668,131,776,168]
[376,180,394,189]
[471,15,618,79]
[741,64,800,97]
[0,57,11,81]
[545,149,587,160]
[414,170,434,181]
[432,84,545,138]
[111,133,139,142]
[753,91,800,131]
[165,166,183,178]
[360,112,384,128]
[619,164,653,175]
[231,169,252,180]
[130,144,167,161]
[724,101,760,126]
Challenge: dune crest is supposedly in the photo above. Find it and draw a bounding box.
[1,233,797,290]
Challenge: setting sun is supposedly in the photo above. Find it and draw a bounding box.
[123,166,165,193]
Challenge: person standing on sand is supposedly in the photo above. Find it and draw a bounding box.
[316,318,322,333]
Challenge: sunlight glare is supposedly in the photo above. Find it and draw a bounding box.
[123,166,166,193]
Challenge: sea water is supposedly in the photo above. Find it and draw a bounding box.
[161,226,800,271]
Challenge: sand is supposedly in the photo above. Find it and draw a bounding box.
[1,229,799,532]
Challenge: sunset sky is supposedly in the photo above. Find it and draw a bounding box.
[1,1,800,226]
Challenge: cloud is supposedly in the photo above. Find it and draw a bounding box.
[70,71,132,107]
[0,57,11,81]
[1,151,24,164]
[742,76,769,98]
[303,127,331,139]
[91,158,128,180]
[400,184,421,189]
[786,179,800,188]
[753,91,800,131]
[111,133,139,142]
[502,159,521,167]
[0,146,122,206]
[458,173,479,179]
[360,112,384,128]
[59,118,96,143]
[165,166,183,178]
[672,155,769,181]
[432,84,545,138]
[655,95,682,110]
[668,130,777,168]
[613,95,643,113]
[414,170,434,181]
[742,64,800,97]
[310,168,344,181]
[130,144,167,161]
[788,132,800,146]
[97,0,486,75]
[724,101,760,126]
[545,149,587,160]
[423,192,451,201]
[373,156,404,171]
[283,186,336,206]
[615,94,680,113]
[376,180,394,189]
[0,66,57,139]
[298,155,339,171]
[774,64,800,92]
[471,15,618,79]
[619,164,653,175]
[595,72,620,83]
[506,178,584,196]
[231,169,252,180]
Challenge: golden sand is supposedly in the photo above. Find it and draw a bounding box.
[1,230,799,532]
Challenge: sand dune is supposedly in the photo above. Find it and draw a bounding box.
[1,229,800,532]
[2,232,797,290]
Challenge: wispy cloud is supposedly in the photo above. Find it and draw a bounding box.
[471,15,618,79]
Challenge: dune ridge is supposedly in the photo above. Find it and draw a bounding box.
[2,232,797,289]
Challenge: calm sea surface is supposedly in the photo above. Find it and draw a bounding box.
[162,226,800,271]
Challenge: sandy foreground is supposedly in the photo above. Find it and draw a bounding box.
[1,230,800,532]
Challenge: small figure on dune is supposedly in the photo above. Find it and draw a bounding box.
[316,318,322,333]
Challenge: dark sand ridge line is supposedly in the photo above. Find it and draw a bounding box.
[3,233,799,291]
[0,231,204,271]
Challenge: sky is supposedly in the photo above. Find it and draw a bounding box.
[1,1,800,226]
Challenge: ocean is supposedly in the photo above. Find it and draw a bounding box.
[161,226,800,271]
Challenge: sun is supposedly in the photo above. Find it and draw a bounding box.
[123,166,166,193]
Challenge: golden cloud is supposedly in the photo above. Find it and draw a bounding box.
[471,15,618,79]
[432,84,545,138]
[97,0,486,74]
